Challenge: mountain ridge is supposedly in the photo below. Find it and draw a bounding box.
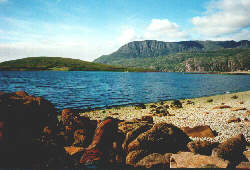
[94,40,250,72]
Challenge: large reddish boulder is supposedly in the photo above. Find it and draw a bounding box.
[170,152,229,168]
[181,125,215,138]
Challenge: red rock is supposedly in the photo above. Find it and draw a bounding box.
[181,125,215,138]
[213,105,231,109]
[135,153,170,168]
[230,107,246,111]
[170,152,229,168]
[227,117,241,123]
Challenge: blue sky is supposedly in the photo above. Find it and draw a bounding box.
[0,0,249,62]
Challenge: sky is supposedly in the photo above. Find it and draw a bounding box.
[0,0,249,62]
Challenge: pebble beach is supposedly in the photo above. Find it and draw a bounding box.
[81,91,250,143]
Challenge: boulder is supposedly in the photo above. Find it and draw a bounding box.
[135,153,171,168]
[127,123,191,154]
[73,129,88,147]
[187,140,219,155]
[227,117,241,123]
[170,152,229,168]
[118,120,152,134]
[213,105,231,109]
[126,150,149,166]
[211,134,247,164]
[181,125,215,138]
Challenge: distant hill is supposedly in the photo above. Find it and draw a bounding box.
[94,40,250,72]
[0,57,152,72]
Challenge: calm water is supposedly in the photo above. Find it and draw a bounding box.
[0,71,250,110]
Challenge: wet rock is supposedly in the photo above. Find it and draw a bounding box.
[170,152,229,168]
[181,125,216,138]
[227,117,241,123]
[127,123,191,154]
[213,105,231,109]
[135,153,171,168]
[187,140,219,155]
[212,134,247,165]
[126,150,149,166]
[230,107,246,111]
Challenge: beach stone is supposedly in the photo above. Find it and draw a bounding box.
[135,153,170,168]
[244,110,250,116]
[212,134,247,164]
[230,107,246,111]
[227,117,241,123]
[170,152,229,168]
[236,162,250,169]
[127,123,191,154]
[181,125,215,138]
[213,105,231,109]
[141,115,153,124]
[126,150,149,166]
[187,140,219,155]
[122,124,153,152]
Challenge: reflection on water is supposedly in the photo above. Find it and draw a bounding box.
[0,71,249,110]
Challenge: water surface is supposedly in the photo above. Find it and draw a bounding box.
[0,71,249,110]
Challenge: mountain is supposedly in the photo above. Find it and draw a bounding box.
[0,57,152,72]
[94,40,250,72]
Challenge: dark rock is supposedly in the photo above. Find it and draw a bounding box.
[227,117,241,123]
[127,123,191,154]
[181,125,216,138]
[212,134,247,165]
[141,115,153,124]
[213,105,231,109]
[126,150,149,166]
[187,140,219,155]
[170,100,182,108]
[135,103,146,109]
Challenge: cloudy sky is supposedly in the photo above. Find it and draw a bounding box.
[0,0,249,62]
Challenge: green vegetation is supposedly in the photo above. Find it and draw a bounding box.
[0,57,154,72]
[95,40,250,72]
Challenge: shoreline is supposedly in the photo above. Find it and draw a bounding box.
[81,90,250,143]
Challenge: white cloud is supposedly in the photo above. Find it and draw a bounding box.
[117,27,138,45]
[144,19,188,41]
[192,0,250,37]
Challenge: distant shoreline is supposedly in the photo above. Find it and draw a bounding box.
[184,71,250,75]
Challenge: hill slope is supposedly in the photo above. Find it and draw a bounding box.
[0,57,152,72]
[94,40,250,72]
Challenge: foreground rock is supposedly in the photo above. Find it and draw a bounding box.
[170,152,229,168]
[187,140,219,155]
[181,125,215,138]
[212,134,247,166]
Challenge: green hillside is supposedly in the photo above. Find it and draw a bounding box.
[94,40,250,72]
[0,57,153,72]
